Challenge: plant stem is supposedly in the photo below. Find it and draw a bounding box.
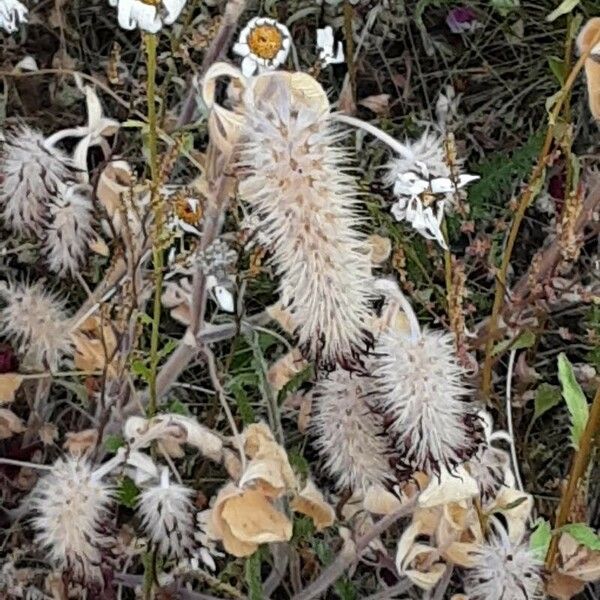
[145,32,163,418]
[545,386,600,569]
[480,29,600,400]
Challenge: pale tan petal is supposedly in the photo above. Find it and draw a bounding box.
[0,373,23,405]
[290,479,335,531]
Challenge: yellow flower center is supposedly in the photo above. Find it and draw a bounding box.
[140,0,161,6]
[248,25,284,60]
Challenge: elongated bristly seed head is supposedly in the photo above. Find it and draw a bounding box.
[464,529,543,600]
[311,368,392,492]
[238,75,372,369]
[0,280,72,370]
[0,126,78,236]
[375,328,481,477]
[138,472,195,559]
[43,184,95,277]
[29,457,113,580]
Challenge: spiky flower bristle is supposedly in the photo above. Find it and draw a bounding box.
[238,76,372,369]
[311,369,392,492]
[375,328,482,477]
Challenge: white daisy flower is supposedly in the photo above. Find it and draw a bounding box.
[107,0,186,33]
[233,17,291,77]
[29,457,113,580]
[0,0,27,33]
[464,526,543,600]
[137,467,195,559]
[317,26,344,66]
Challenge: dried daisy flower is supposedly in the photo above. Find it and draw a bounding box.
[43,184,95,277]
[29,457,113,580]
[0,0,27,32]
[374,291,481,477]
[0,280,72,370]
[138,467,195,559]
[233,17,291,77]
[464,527,543,600]
[108,0,186,32]
[311,368,392,492]
[0,126,77,236]
[238,73,372,368]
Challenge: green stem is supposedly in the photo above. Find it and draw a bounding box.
[145,32,163,418]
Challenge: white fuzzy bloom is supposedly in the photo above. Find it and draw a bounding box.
[0,280,72,369]
[108,0,185,32]
[239,76,372,368]
[375,327,481,477]
[233,17,291,77]
[43,184,94,277]
[464,529,543,600]
[29,457,113,579]
[138,468,195,559]
[312,369,391,492]
[0,126,77,236]
[0,0,27,33]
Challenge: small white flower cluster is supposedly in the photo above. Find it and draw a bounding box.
[0,0,27,33]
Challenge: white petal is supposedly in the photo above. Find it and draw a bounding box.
[214,286,234,313]
[241,55,258,77]
[232,42,249,57]
[162,0,186,25]
[418,465,478,507]
[430,177,455,194]
[456,173,480,188]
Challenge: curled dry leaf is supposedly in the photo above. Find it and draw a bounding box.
[0,408,26,439]
[63,428,99,456]
[558,532,600,582]
[0,373,23,404]
[358,93,391,115]
[266,302,297,335]
[367,234,392,265]
[484,486,533,544]
[267,348,308,393]
[71,316,119,376]
[418,465,478,508]
[211,483,292,557]
[290,479,335,531]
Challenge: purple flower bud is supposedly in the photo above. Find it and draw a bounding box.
[446,6,478,34]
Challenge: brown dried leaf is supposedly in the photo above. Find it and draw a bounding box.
[39,422,58,446]
[267,349,307,393]
[546,572,585,600]
[290,479,335,531]
[71,316,119,376]
[0,408,26,439]
[0,373,23,404]
[64,429,98,456]
[359,93,391,115]
[368,234,392,265]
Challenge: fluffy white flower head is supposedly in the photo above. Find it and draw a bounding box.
[238,73,372,368]
[138,467,195,559]
[30,457,113,579]
[0,0,27,33]
[0,126,76,236]
[464,527,543,600]
[312,369,391,492]
[233,17,291,77]
[375,298,481,477]
[0,280,72,369]
[43,184,94,277]
[108,0,186,32]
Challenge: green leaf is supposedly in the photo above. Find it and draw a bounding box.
[245,551,263,600]
[558,353,589,448]
[131,359,151,382]
[548,56,567,85]
[491,0,520,17]
[546,0,580,22]
[278,364,314,405]
[530,519,552,559]
[533,383,562,421]
[491,329,536,357]
[560,523,600,551]
[118,476,140,508]
[104,434,125,453]
[166,399,189,415]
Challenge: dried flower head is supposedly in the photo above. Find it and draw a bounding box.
[375,327,481,477]
[464,528,543,600]
[0,280,72,369]
[233,17,291,77]
[238,74,372,369]
[311,369,392,492]
[138,468,195,559]
[30,457,113,579]
[0,126,77,236]
[0,0,27,33]
[43,184,95,277]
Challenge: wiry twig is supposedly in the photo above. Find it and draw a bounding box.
[506,348,525,492]
[291,498,418,600]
